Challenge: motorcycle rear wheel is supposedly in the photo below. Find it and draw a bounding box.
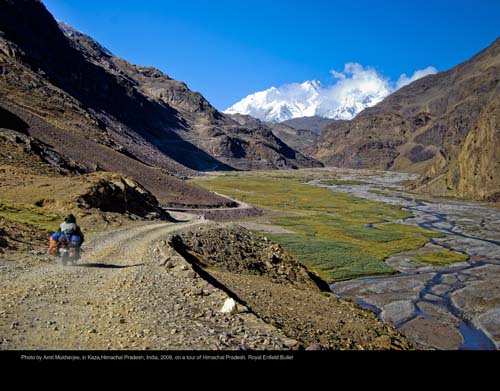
[60,254,69,266]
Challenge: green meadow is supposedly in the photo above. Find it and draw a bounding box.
[415,249,469,265]
[192,172,442,282]
[0,199,60,232]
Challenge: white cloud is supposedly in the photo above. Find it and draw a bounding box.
[225,63,438,122]
[319,63,392,119]
[330,69,346,80]
[396,66,438,89]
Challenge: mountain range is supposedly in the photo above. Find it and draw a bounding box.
[1,0,498,203]
[224,64,438,123]
[0,0,320,207]
[224,79,390,123]
[226,36,500,201]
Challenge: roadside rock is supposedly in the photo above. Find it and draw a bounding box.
[220,298,237,314]
[164,260,175,269]
[170,224,325,291]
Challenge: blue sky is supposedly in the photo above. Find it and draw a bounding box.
[43,0,500,110]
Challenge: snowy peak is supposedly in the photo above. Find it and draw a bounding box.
[225,63,437,123]
[318,88,388,120]
[224,80,382,123]
[225,80,323,123]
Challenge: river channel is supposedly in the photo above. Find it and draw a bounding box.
[311,170,500,350]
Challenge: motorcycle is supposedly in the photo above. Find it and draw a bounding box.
[56,234,81,266]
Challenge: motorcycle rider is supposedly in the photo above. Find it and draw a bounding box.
[48,213,85,255]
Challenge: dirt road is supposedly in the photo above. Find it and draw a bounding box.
[0,216,295,350]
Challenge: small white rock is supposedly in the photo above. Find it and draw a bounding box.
[220,298,237,314]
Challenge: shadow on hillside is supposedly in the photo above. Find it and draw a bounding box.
[77,263,144,269]
[0,106,30,134]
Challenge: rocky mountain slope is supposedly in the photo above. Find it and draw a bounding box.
[57,22,320,171]
[315,38,500,200]
[0,0,318,203]
[454,95,500,201]
[282,116,337,134]
[228,113,319,157]
[412,94,500,200]
[266,122,319,157]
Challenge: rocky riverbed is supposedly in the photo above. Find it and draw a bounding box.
[312,170,500,350]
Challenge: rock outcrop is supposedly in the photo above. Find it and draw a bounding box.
[76,173,171,220]
[169,224,325,290]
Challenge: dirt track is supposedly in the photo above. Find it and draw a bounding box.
[0,216,296,350]
[164,191,264,221]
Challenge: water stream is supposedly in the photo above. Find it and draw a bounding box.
[312,172,500,350]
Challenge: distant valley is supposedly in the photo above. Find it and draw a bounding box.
[1,0,498,203]
[228,38,500,203]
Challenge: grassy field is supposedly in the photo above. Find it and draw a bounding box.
[319,179,369,186]
[415,249,469,265]
[192,172,443,282]
[0,199,60,232]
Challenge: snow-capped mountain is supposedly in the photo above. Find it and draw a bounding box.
[225,81,323,123]
[318,87,389,121]
[225,80,387,122]
[224,78,388,123]
[224,63,437,123]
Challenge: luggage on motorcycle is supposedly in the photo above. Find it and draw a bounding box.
[48,235,58,255]
[60,222,77,235]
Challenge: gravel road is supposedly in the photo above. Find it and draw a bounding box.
[0,217,296,350]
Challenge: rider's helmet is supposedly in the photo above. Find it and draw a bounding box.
[65,213,76,224]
